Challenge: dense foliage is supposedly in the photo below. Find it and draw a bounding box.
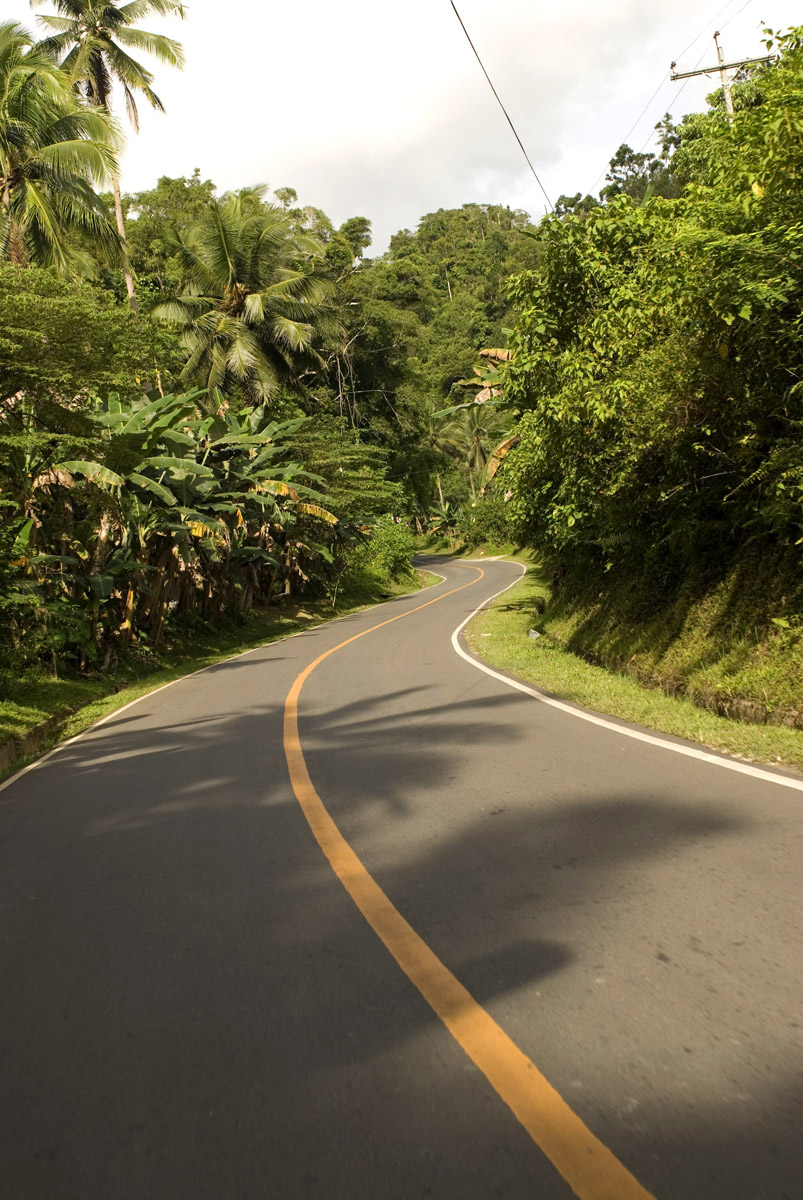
[500,28,803,609]
[0,7,534,680]
[154,188,336,405]
[2,5,801,702]
[0,20,119,269]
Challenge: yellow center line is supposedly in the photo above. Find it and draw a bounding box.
[282,565,657,1200]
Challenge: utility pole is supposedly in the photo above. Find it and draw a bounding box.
[714,32,735,119]
[670,34,774,123]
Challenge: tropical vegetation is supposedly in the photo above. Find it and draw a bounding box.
[493,26,803,724]
[0,20,118,269]
[1,7,801,742]
[154,188,336,405]
[32,0,186,309]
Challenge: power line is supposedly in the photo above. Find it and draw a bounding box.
[588,74,670,194]
[668,27,773,127]
[719,0,756,36]
[651,4,760,150]
[674,0,742,62]
[589,0,754,193]
[620,77,669,149]
[448,0,553,212]
[636,44,709,154]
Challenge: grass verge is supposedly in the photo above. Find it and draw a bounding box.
[467,564,803,773]
[415,535,539,564]
[0,569,438,783]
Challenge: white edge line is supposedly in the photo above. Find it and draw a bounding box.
[0,570,449,799]
[451,562,803,795]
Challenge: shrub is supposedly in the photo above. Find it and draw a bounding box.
[458,494,515,548]
[362,515,416,580]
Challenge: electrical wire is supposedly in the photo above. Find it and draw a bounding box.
[448,0,553,211]
[636,0,757,154]
[674,0,741,63]
[619,76,671,152]
[636,43,710,154]
[719,0,756,36]
[588,73,671,193]
[589,0,757,193]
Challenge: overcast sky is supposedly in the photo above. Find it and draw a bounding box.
[11,0,802,251]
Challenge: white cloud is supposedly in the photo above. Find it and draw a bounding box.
[8,0,801,249]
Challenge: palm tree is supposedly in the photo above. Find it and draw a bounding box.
[0,21,119,270]
[437,402,510,501]
[155,189,338,407]
[32,0,186,310]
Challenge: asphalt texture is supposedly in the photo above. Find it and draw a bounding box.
[1,557,801,1200]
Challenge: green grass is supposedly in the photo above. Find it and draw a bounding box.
[415,534,539,564]
[540,560,803,723]
[467,564,803,773]
[0,569,436,781]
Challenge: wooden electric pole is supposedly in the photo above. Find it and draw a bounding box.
[670,34,774,123]
[714,32,735,118]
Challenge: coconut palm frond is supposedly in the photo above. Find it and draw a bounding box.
[154,197,333,403]
[117,1,187,26]
[114,25,184,70]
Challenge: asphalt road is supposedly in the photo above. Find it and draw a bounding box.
[1,557,801,1199]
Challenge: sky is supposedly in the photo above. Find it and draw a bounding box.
[10,0,803,251]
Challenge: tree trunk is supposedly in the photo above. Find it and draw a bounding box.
[118,584,136,651]
[59,497,74,559]
[90,510,113,576]
[2,184,26,266]
[239,573,255,616]
[7,224,28,265]
[111,172,138,314]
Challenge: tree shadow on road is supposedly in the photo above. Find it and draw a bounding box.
[0,675,798,1200]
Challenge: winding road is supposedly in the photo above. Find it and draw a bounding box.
[1,557,801,1199]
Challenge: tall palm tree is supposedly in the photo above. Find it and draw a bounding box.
[155,189,338,407]
[0,21,119,270]
[32,0,186,310]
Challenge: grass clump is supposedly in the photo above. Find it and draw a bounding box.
[467,565,803,773]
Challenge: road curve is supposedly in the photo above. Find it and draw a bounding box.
[1,556,800,1199]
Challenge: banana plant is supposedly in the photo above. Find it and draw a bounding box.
[9,387,342,659]
[433,347,514,419]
